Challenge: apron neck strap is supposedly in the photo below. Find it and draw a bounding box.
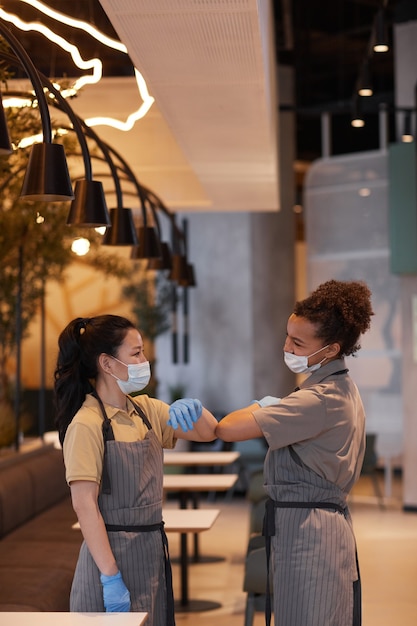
[128,397,153,431]
[92,390,114,495]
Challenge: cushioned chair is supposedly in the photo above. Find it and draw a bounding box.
[232,440,267,494]
[243,534,269,626]
[246,468,268,535]
[360,433,385,509]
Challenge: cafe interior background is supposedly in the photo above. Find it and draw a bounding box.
[1,0,417,512]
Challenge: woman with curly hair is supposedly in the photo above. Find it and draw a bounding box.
[216,280,373,626]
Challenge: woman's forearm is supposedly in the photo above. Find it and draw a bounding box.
[215,405,264,441]
[193,407,218,440]
[70,481,118,576]
[178,407,218,441]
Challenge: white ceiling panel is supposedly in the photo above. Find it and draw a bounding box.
[98,0,280,212]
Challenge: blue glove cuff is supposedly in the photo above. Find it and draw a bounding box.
[100,571,121,584]
[259,395,281,408]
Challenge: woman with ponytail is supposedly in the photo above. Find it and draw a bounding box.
[54,314,217,624]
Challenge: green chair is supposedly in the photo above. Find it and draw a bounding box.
[360,433,385,509]
[246,468,268,535]
[243,534,269,626]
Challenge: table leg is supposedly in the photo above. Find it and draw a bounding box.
[192,492,200,562]
[179,532,188,606]
[174,527,222,612]
[177,490,223,564]
[177,490,200,561]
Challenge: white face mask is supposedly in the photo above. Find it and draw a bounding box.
[110,357,151,394]
[284,345,329,375]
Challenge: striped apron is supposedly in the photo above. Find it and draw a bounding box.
[70,395,175,626]
[262,445,361,626]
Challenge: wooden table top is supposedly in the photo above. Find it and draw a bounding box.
[163,473,238,491]
[0,613,148,626]
[163,450,240,465]
[163,508,220,533]
[73,508,221,533]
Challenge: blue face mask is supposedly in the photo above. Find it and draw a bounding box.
[284,345,329,375]
[110,357,151,394]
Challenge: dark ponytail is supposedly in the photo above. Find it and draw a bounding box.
[54,315,135,445]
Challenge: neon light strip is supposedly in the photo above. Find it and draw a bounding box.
[0,7,103,91]
[0,0,154,130]
[84,69,154,131]
[20,0,127,52]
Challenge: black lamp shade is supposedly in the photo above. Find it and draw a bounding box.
[66,179,111,227]
[20,142,74,201]
[102,207,138,246]
[374,9,389,52]
[131,226,162,260]
[148,242,173,270]
[169,257,197,287]
[0,94,12,156]
[184,263,197,287]
[357,60,373,97]
[169,254,190,284]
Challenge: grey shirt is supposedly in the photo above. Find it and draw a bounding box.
[253,358,366,493]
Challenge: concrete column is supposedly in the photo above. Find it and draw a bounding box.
[394,10,417,509]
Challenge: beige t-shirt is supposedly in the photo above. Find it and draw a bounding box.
[63,393,177,485]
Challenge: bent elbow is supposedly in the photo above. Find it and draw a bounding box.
[215,423,234,442]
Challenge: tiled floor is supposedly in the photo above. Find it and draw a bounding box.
[165,474,417,626]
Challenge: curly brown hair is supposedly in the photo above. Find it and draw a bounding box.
[293,279,374,357]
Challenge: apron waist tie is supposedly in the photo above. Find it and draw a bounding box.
[105,521,175,626]
[106,522,163,532]
[262,498,361,626]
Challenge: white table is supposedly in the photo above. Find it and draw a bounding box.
[163,473,238,493]
[163,452,240,558]
[163,474,238,565]
[163,508,220,532]
[163,450,240,466]
[0,613,148,626]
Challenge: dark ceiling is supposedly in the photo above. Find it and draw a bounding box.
[274,0,417,161]
[2,0,417,163]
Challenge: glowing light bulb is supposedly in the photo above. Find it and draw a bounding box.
[71,237,90,256]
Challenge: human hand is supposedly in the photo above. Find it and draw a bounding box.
[100,571,131,612]
[252,396,281,408]
[168,398,203,432]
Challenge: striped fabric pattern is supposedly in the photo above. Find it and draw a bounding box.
[70,430,168,625]
[265,446,358,626]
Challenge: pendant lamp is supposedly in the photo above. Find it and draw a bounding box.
[0,22,74,201]
[148,242,173,270]
[131,226,162,260]
[102,207,138,246]
[66,179,111,227]
[169,254,190,284]
[20,142,74,201]
[373,9,389,53]
[185,263,197,288]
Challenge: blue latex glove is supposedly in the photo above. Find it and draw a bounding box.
[252,396,281,408]
[100,571,131,612]
[168,398,203,432]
